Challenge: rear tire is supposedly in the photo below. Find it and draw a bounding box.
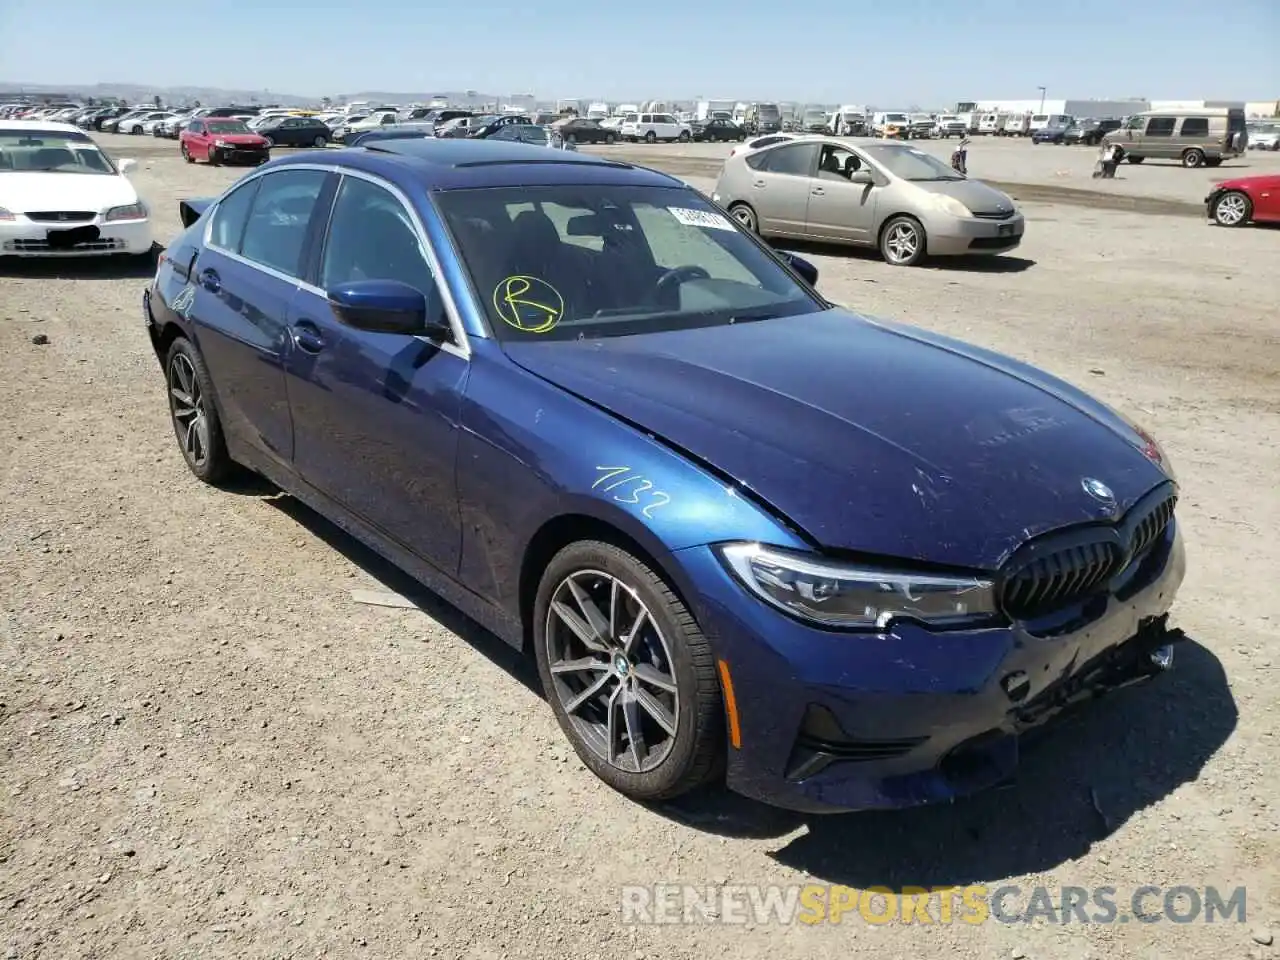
[1127,155,1144,164]
[1182,148,1205,168]
[165,338,236,486]
[181,144,194,164]
[533,540,724,803]
[312,135,328,147]
[727,202,758,233]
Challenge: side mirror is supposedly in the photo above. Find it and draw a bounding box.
[779,251,819,286]
[327,279,450,338]
[849,169,873,185]
[119,158,137,175]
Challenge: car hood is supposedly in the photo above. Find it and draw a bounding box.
[0,171,137,213]
[908,177,1016,215]
[504,310,1169,569]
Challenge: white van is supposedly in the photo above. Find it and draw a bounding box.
[620,112,692,143]
[976,112,1001,135]
[1002,113,1031,136]
[1029,113,1073,134]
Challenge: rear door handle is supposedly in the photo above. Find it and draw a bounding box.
[291,319,325,354]
[199,268,220,293]
[752,179,766,188]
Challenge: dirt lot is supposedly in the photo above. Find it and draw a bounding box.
[2,133,1278,960]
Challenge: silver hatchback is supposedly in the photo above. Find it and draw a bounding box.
[712,137,1024,266]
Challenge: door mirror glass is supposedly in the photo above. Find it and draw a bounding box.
[778,251,819,286]
[327,279,430,334]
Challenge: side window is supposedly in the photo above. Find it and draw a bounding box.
[761,142,818,177]
[208,178,261,253]
[1179,117,1208,137]
[189,122,203,135]
[320,176,436,299]
[239,169,329,277]
[1146,117,1176,137]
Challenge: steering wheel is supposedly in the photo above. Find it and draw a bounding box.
[654,265,711,299]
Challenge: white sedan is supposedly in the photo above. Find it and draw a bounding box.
[0,120,153,258]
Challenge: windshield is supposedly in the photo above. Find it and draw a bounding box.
[206,120,250,134]
[435,185,820,342]
[884,113,909,123]
[863,144,961,180]
[0,130,116,174]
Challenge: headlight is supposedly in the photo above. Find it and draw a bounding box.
[103,202,147,222]
[0,207,14,221]
[929,193,973,218]
[718,543,998,630]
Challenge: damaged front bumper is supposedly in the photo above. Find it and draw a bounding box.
[677,524,1186,814]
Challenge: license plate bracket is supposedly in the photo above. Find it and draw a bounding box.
[46,225,101,249]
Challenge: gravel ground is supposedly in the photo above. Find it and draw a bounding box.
[1,134,1278,960]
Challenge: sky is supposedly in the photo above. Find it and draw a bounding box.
[1,0,1276,105]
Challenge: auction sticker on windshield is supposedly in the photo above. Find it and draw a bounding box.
[668,207,735,231]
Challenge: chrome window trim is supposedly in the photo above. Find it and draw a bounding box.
[200,161,471,361]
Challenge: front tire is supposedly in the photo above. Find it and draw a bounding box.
[1212,190,1252,227]
[678,130,691,142]
[1127,155,1144,164]
[533,540,723,802]
[644,130,657,144]
[605,133,617,144]
[880,215,926,266]
[165,338,235,485]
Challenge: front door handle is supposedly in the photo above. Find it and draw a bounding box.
[291,319,325,354]
[811,187,825,196]
[199,268,220,293]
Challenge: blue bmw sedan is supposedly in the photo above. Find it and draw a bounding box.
[143,139,1185,814]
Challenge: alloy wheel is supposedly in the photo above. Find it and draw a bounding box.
[1214,192,1249,226]
[883,221,920,264]
[168,353,210,468]
[543,569,680,774]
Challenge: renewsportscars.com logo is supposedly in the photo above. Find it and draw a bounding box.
[620,884,1249,926]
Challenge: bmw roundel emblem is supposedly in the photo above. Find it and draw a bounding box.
[1081,477,1115,504]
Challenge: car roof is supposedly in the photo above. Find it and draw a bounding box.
[297,138,684,191]
[0,119,85,134]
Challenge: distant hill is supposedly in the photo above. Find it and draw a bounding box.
[0,81,532,109]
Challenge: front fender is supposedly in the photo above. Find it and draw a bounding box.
[455,345,804,617]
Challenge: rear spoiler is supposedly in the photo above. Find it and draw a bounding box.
[178,197,215,229]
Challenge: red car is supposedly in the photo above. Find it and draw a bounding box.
[1205,173,1280,227]
[180,118,270,166]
